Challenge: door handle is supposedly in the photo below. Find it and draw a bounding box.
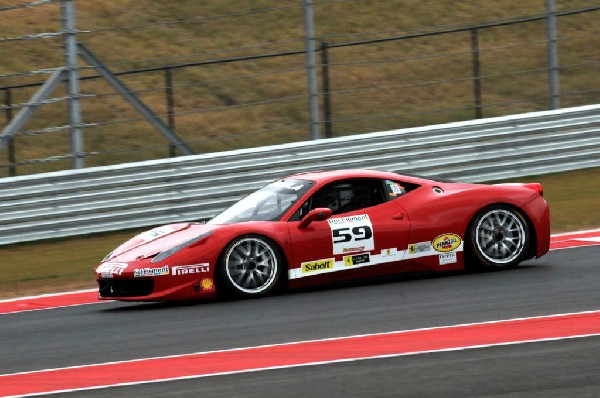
[392,213,406,220]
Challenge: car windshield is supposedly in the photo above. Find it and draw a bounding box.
[208,178,314,224]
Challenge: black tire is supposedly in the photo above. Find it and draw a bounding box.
[466,205,530,270]
[217,235,283,298]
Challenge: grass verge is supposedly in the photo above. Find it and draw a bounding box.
[1,167,598,299]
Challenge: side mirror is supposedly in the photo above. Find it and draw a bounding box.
[299,207,332,229]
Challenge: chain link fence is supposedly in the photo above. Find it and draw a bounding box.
[1,0,599,177]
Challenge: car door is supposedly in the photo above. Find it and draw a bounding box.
[287,178,411,281]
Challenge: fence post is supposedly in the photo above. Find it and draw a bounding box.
[165,67,176,157]
[3,89,16,176]
[320,42,333,138]
[61,0,84,169]
[546,0,560,109]
[303,0,321,140]
[470,28,483,119]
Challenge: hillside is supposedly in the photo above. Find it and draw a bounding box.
[0,0,598,176]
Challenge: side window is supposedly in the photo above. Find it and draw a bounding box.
[292,178,387,220]
[382,179,420,198]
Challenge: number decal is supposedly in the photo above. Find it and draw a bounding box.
[328,215,375,254]
[332,227,352,243]
[353,225,372,241]
[332,226,373,243]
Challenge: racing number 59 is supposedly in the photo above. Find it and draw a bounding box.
[332,226,373,243]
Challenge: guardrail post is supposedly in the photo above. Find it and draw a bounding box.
[470,28,483,119]
[320,42,333,138]
[165,67,176,157]
[3,89,16,176]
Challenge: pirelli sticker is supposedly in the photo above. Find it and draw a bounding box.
[301,258,335,274]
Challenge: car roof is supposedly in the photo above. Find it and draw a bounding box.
[286,169,435,185]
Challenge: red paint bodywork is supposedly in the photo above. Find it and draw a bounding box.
[95,170,550,301]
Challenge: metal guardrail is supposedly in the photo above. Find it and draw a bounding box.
[1,104,599,246]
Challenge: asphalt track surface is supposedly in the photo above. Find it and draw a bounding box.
[2,245,599,397]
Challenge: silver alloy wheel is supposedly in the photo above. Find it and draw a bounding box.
[224,237,278,294]
[475,209,526,264]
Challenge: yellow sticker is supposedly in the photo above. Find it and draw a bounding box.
[201,278,214,290]
[432,234,462,252]
[301,258,335,273]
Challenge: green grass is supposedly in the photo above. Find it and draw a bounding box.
[0,167,598,300]
[0,1,599,176]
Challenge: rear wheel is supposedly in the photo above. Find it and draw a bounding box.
[467,205,530,270]
[218,235,282,298]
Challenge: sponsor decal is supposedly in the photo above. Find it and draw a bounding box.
[408,242,431,255]
[433,233,462,252]
[381,248,397,256]
[385,180,404,196]
[133,265,170,278]
[201,278,214,290]
[344,253,371,266]
[172,263,210,276]
[389,183,404,195]
[136,226,175,242]
[343,246,365,253]
[96,262,128,276]
[439,252,457,265]
[328,214,375,255]
[301,258,335,274]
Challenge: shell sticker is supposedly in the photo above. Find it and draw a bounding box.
[201,278,214,290]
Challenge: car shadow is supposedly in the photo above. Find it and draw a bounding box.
[98,262,546,312]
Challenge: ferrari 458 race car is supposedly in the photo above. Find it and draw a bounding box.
[95,169,550,301]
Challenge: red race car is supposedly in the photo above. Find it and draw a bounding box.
[95,169,550,301]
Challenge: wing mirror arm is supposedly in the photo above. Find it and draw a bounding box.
[299,208,332,229]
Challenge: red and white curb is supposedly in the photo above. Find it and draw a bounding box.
[1,228,599,316]
[0,289,99,315]
[1,310,599,397]
[547,228,600,250]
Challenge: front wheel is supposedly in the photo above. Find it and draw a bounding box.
[218,235,283,298]
[467,205,530,270]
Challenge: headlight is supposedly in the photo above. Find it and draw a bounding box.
[151,231,213,263]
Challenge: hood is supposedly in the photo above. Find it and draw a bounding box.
[104,223,217,262]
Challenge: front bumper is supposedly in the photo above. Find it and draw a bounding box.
[96,276,216,301]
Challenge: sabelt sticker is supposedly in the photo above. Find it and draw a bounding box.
[328,214,375,255]
[408,242,431,255]
[344,253,371,266]
[432,233,462,252]
[301,258,335,274]
[439,252,457,265]
[96,262,128,276]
